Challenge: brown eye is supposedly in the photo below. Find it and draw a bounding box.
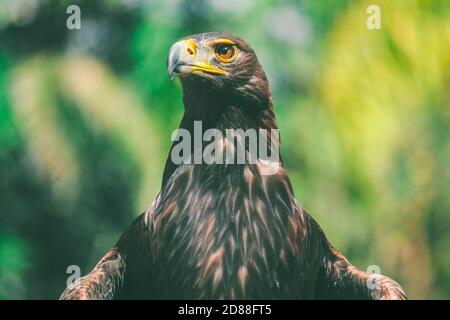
[216,44,235,62]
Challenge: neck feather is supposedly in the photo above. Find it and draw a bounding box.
[162,79,278,185]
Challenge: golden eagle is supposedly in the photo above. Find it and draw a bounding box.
[60,32,406,300]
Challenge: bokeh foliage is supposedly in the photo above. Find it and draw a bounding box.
[0,0,449,299]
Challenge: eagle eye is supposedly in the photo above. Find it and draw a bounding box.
[215,44,236,62]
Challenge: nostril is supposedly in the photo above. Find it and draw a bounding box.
[187,48,194,55]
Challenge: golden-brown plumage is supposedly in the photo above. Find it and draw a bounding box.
[60,32,406,300]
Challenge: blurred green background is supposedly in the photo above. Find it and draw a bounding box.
[0,0,449,299]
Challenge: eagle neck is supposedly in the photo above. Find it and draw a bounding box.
[161,80,278,185]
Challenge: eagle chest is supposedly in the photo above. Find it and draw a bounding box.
[149,163,311,299]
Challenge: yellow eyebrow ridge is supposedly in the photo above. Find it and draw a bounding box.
[209,39,236,46]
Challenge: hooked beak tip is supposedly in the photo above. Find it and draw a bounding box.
[167,41,185,80]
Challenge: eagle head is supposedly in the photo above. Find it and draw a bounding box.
[167,32,271,109]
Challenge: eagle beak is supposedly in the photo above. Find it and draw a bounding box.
[167,39,226,79]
